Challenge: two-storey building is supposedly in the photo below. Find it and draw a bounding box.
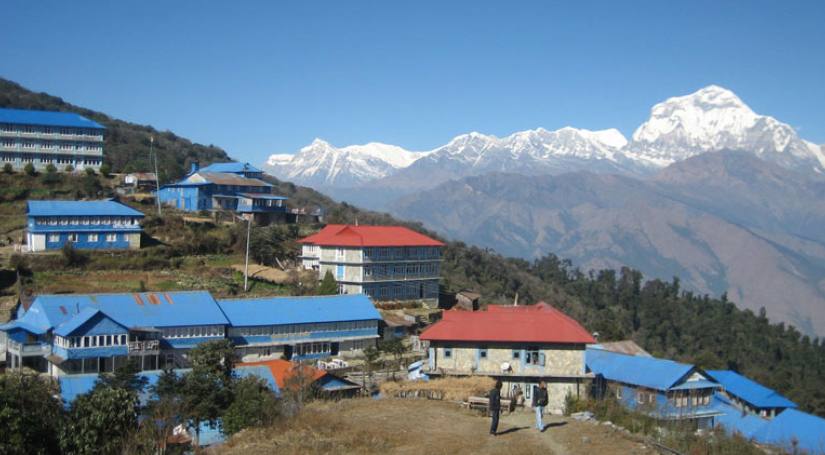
[0,291,383,377]
[299,225,444,307]
[0,108,104,172]
[218,294,382,362]
[26,199,144,252]
[156,162,287,224]
[420,303,595,411]
[586,347,722,429]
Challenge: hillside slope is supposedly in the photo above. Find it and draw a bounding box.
[0,78,230,181]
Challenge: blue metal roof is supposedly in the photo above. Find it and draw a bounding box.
[217,294,381,327]
[585,347,698,391]
[711,393,769,439]
[27,200,145,217]
[0,108,105,129]
[752,409,825,453]
[0,319,48,335]
[235,365,281,395]
[54,307,105,336]
[21,291,228,332]
[199,162,262,174]
[706,370,797,409]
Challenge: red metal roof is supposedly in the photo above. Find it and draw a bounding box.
[298,224,444,247]
[420,302,595,344]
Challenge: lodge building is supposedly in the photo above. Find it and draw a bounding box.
[0,108,104,172]
[26,199,144,252]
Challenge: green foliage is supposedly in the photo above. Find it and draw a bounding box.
[60,386,139,455]
[0,78,230,180]
[181,339,235,445]
[41,163,60,184]
[247,224,299,266]
[61,242,89,267]
[45,163,57,173]
[95,359,149,394]
[317,270,339,295]
[99,163,111,178]
[23,162,35,176]
[2,163,12,174]
[64,164,74,173]
[84,166,96,176]
[222,376,280,436]
[0,373,63,455]
[379,338,407,379]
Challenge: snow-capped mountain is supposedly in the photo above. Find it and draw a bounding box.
[263,85,825,192]
[265,139,427,187]
[626,85,825,172]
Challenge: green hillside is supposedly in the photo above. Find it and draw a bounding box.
[0,78,230,182]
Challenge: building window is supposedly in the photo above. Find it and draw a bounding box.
[87,233,99,242]
[444,348,452,358]
[512,350,520,360]
[48,234,60,243]
[479,347,488,359]
[525,348,545,366]
[67,233,79,242]
[106,233,118,242]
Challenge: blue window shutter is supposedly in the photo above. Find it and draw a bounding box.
[539,353,546,366]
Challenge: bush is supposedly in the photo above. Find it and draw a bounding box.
[23,163,35,176]
[0,373,63,454]
[84,166,96,176]
[99,163,111,177]
[61,242,89,267]
[41,164,60,184]
[45,163,57,174]
[64,164,74,172]
[2,163,12,174]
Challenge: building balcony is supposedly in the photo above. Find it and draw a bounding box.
[0,144,103,155]
[128,340,160,353]
[0,130,104,142]
[7,340,51,357]
[423,365,594,380]
[361,274,441,283]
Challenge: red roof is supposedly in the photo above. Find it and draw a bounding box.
[238,358,326,389]
[420,302,595,344]
[298,224,444,247]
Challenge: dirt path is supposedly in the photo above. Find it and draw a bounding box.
[220,399,656,455]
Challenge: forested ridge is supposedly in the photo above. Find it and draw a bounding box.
[0,78,230,182]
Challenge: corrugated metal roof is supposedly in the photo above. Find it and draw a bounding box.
[298,224,445,247]
[0,108,105,129]
[420,302,595,344]
[199,162,262,174]
[27,200,145,217]
[751,409,825,453]
[53,307,116,337]
[185,172,271,187]
[706,370,797,409]
[22,291,228,331]
[235,364,280,394]
[217,294,381,327]
[585,347,698,391]
[711,393,768,439]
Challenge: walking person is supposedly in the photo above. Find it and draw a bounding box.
[533,381,549,431]
[489,379,502,436]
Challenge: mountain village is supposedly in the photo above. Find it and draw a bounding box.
[0,101,824,454]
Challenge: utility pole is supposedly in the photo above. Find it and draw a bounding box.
[151,136,162,216]
[244,216,251,292]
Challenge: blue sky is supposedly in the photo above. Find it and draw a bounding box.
[2,1,824,165]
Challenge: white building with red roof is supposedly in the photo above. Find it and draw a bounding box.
[298,225,444,306]
[420,302,596,411]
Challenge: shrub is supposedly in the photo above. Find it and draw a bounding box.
[45,163,57,173]
[2,163,12,174]
[64,164,74,172]
[100,163,111,178]
[61,242,89,267]
[84,166,96,176]
[23,163,35,176]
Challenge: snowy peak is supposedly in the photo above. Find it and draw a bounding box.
[264,139,427,187]
[628,85,824,172]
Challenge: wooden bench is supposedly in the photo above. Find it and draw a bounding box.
[467,396,513,415]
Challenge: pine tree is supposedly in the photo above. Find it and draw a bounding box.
[317,270,339,295]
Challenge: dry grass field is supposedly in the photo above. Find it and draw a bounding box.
[219,398,656,455]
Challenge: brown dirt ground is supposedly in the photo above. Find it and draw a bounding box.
[218,398,657,455]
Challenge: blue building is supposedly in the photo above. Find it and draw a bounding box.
[0,291,382,377]
[217,294,381,362]
[706,370,796,419]
[585,347,722,428]
[26,199,144,252]
[156,162,287,224]
[751,408,825,454]
[0,108,104,172]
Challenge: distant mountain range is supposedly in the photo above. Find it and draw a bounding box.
[264,86,825,336]
[265,85,825,202]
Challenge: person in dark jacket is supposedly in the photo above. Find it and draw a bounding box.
[489,379,503,435]
[532,381,549,431]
